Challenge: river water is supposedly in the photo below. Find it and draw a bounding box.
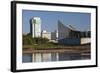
[22,52,90,63]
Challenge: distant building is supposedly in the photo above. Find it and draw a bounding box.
[30,17,41,37]
[29,17,90,45]
[57,20,91,45]
[41,30,51,40]
[42,30,57,42]
[58,21,71,40]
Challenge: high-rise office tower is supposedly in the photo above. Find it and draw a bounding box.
[30,17,41,37]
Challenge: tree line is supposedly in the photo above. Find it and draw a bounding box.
[23,34,49,45]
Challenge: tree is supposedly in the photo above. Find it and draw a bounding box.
[23,34,49,45]
[32,37,49,44]
[23,35,33,45]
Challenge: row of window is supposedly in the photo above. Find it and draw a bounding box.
[69,31,91,38]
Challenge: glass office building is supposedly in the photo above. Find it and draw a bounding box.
[30,17,41,37]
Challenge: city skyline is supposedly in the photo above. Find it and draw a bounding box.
[22,10,91,34]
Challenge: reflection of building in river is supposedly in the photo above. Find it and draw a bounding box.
[23,53,90,63]
[23,44,90,63]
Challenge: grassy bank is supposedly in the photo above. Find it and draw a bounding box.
[23,43,66,49]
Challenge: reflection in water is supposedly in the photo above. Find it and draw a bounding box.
[22,54,32,63]
[22,52,90,63]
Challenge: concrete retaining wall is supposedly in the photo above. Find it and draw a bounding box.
[81,38,91,44]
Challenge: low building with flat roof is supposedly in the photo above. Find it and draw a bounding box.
[41,30,57,42]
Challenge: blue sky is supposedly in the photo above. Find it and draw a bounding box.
[22,10,91,34]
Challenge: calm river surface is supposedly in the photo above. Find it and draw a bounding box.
[22,52,90,63]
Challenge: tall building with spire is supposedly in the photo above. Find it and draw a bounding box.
[30,17,41,37]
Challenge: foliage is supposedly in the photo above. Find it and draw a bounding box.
[32,37,49,44]
[23,34,49,45]
[23,34,62,49]
[23,34,33,45]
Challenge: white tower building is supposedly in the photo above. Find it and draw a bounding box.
[30,17,41,37]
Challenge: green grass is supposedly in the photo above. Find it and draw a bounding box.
[23,42,90,49]
[23,42,67,49]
